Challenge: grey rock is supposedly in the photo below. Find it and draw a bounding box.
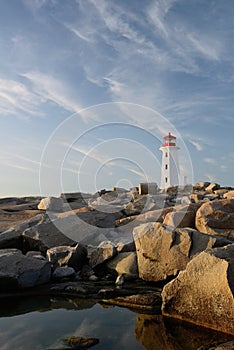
[46,243,87,271]
[22,216,76,253]
[89,241,116,268]
[25,251,46,260]
[89,274,99,281]
[0,248,51,290]
[124,195,157,216]
[0,228,22,249]
[53,266,75,280]
[0,213,45,247]
[139,183,158,195]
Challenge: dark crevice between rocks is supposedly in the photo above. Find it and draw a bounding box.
[227,263,234,296]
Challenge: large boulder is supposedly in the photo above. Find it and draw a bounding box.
[89,241,116,268]
[22,216,76,253]
[163,208,196,228]
[161,245,234,335]
[46,243,87,271]
[106,252,138,279]
[133,222,231,282]
[0,249,51,290]
[195,199,234,240]
[38,197,64,212]
[0,228,22,249]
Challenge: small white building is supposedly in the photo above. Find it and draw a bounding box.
[160,132,180,188]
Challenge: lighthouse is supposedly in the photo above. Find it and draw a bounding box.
[160,132,180,188]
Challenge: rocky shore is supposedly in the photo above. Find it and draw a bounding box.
[0,182,234,349]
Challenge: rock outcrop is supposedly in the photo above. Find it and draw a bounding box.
[195,199,234,240]
[133,222,231,282]
[0,249,51,290]
[161,245,234,335]
[22,215,76,253]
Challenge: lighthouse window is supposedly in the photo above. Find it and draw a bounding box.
[165,177,168,183]
[165,152,168,157]
[165,164,168,170]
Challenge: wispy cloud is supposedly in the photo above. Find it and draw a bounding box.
[22,71,83,114]
[103,77,125,94]
[189,139,203,151]
[204,157,216,165]
[0,78,44,119]
[64,23,93,43]
[187,33,221,61]
[3,162,35,173]
[146,0,176,38]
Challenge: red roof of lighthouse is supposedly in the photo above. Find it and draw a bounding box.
[163,132,176,140]
[163,132,176,147]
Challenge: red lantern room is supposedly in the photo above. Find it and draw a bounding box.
[163,132,176,147]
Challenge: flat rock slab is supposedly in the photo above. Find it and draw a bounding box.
[23,216,76,253]
[101,292,161,311]
[0,209,41,233]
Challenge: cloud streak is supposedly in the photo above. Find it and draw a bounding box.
[0,78,44,119]
[22,71,83,115]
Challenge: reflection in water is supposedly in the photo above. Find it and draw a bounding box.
[0,297,233,350]
[135,314,233,350]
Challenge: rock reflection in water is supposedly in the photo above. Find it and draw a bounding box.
[0,296,95,317]
[135,314,233,350]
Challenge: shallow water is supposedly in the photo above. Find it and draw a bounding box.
[0,296,232,350]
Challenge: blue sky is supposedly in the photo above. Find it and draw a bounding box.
[0,0,234,197]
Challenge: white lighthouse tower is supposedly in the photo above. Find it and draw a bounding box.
[160,132,180,188]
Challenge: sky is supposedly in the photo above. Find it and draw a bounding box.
[0,0,234,197]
